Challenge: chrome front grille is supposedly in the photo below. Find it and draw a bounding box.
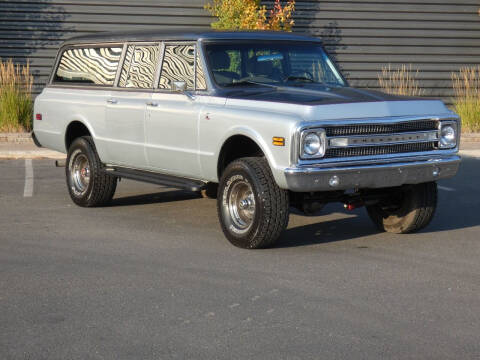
[325,141,436,158]
[325,120,438,137]
[323,119,440,159]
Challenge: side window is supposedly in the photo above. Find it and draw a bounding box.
[54,47,122,85]
[158,44,195,90]
[119,44,160,89]
[208,49,241,86]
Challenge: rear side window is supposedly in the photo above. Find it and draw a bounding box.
[54,47,122,85]
[196,50,207,90]
[158,44,207,91]
[119,44,161,89]
[159,44,196,90]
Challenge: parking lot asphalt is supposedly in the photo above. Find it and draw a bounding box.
[1,156,479,360]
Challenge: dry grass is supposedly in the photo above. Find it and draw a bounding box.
[378,64,423,97]
[0,59,33,132]
[452,66,480,133]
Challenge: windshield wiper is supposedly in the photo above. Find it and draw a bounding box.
[284,75,315,83]
[224,79,272,87]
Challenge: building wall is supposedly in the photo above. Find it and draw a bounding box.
[1,0,479,103]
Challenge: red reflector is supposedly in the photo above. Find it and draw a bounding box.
[35,113,42,120]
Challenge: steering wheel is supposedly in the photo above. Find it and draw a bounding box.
[284,71,315,83]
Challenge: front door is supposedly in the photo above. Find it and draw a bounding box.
[145,43,206,178]
[145,93,202,178]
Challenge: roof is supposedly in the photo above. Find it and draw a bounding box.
[62,29,322,46]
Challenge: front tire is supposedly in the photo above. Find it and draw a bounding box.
[366,182,438,234]
[217,157,289,249]
[66,136,117,207]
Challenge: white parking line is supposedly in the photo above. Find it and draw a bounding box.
[23,159,33,197]
[438,185,456,192]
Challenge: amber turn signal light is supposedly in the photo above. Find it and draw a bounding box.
[272,137,285,146]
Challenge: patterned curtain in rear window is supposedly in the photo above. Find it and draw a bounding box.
[159,45,195,90]
[196,50,207,90]
[54,47,122,85]
[119,44,160,89]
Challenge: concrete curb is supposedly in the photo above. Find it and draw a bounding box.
[461,133,480,143]
[0,150,65,160]
[0,132,34,144]
[1,132,479,144]
[1,150,478,160]
[459,149,480,158]
[0,151,478,160]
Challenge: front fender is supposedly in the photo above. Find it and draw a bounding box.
[197,103,299,187]
[218,126,278,169]
[200,125,291,188]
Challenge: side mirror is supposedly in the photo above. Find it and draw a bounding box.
[172,81,187,92]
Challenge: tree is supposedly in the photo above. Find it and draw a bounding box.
[205,0,295,31]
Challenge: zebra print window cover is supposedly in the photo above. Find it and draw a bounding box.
[159,45,196,90]
[55,47,122,85]
[196,51,207,90]
[119,45,160,89]
[159,45,207,90]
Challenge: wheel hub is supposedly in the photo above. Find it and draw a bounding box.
[227,180,256,231]
[239,198,253,209]
[69,152,90,196]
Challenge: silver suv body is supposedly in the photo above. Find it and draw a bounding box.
[33,30,460,248]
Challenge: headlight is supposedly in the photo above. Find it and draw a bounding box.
[439,122,457,148]
[301,129,326,158]
[304,133,320,155]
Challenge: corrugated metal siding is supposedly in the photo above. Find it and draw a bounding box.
[1,0,479,103]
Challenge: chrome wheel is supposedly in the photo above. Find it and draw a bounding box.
[69,150,90,196]
[218,158,289,248]
[227,180,256,231]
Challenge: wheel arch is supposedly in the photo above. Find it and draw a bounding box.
[64,120,94,151]
[217,130,275,179]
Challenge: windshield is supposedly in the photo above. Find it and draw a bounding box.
[204,42,345,88]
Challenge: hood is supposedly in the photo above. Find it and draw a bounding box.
[221,85,416,106]
[220,85,451,121]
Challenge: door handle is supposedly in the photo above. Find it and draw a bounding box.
[106,99,118,104]
[146,102,158,107]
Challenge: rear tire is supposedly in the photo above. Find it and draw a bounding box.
[366,182,437,234]
[66,136,117,207]
[217,157,289,249]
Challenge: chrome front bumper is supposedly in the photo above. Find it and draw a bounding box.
[284,155,461,192]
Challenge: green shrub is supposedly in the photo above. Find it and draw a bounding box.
[205,0,295,31]
[452,66,480,133]
[0,59,33,132]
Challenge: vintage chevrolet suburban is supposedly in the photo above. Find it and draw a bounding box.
[33,30,461,248]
